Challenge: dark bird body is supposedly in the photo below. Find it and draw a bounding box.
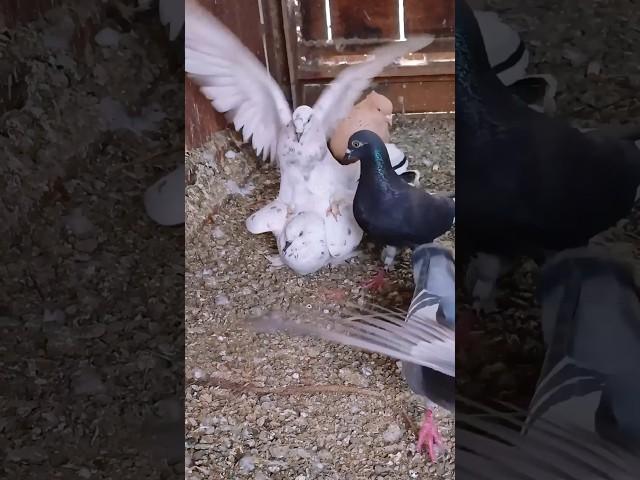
[456,0,640,260]
[344,130,455,248]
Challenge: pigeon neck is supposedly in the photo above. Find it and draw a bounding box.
[360,146,396,182]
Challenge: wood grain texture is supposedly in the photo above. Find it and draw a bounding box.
[299,0,326,41]
[285,0,455,112]
[404,0,455,36]
[330,0,399,40]
[301,75,455,113]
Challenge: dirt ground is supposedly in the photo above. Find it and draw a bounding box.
[2,3,183,479]
[185,115,455,480]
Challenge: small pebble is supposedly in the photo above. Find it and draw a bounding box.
[382,422,403,443]
[94,28,120,47]
[215,294,230,305]
[238,455,256,472]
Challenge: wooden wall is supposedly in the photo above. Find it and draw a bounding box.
[185,0,455,150]
[284,0,455,112]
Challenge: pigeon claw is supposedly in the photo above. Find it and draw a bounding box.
[416,409,444,462]
[325,202,342,221]
[362,269,386,292]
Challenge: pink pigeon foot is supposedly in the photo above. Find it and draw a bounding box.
[321,288,346,303]
[362,268,386,292]
[416,409,444,462]
[325,202,342,220]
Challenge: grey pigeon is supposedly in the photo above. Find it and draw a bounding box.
[523,248,640,452]
[249,243,455,461]
[458,397,640,479]
[455,0,640,311]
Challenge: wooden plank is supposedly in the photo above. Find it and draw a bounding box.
[298,0,326,41]
[296,37,454,79]
[262,0,291,99]
[300,74,455,113]
[185,77,229,151]
[329,0,399,40]
[200,0,266,61]
[404,0,454,36]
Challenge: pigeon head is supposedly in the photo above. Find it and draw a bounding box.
[278,212,330,275]
[364,91,393,125]
[291,105,320,143]
[343,130,389,165]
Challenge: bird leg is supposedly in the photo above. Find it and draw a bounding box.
[465,253,505,314]
[380,245,398,271]
[325,201,342,221]
[416,409,444,461]
[362,268,386,292]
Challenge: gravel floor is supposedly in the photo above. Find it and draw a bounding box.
[185,114,455,479]
[1,4,183,478]
[457,0,640,407]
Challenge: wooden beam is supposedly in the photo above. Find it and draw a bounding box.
[300,74,455,113]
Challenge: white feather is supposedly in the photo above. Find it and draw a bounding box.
[313,36,434,139]
[185,0,292,163]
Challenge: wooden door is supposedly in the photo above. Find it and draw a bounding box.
[281,0,455,113]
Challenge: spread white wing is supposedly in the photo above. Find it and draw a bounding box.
[185,0,292,162]
[312,36,434,139]
[158,0,185,40]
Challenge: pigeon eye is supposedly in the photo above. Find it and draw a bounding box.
[352,140,362,148]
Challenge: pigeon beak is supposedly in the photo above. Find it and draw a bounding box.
[283,240,292,253]
[385,114,393,125]
[343,148,358,164]
[295,131,302,142]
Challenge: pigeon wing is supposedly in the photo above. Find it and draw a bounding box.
[312,36,434,140]
[185,0,292,163]
[248,303,454,377]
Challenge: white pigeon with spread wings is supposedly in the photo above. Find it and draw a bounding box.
[185,0,433,274]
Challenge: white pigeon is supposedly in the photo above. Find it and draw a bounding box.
[276,210,362,275]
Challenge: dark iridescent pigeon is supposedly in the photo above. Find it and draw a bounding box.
[343,130,455,291]
[455,0,640,311]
